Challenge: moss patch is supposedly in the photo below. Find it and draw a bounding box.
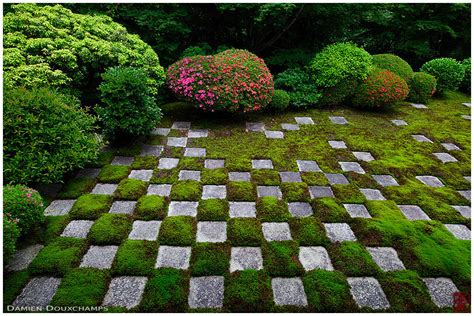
[251,169,280,185]
[113,240,157,276]
[197,199,229,221]
[58,177,96,199]
[262,241,303,277]
[97,165,130,183]
[136,195,167,220]
[159,216,195,246]
[3,271,30,306]
[89,214,131,245]
[170,180,202,201]
[69,194,112,220]
[178,157,204,170]
[328,241,380,276]
[150,169,178,184]
[132,156,158,169]
[256,196,290,221]
[301,172,329,186]
[228,218,263,246]
[332,184,366,203]
[191,243,229,276]
[289,217,329,246]
[224,270,272,312]
[281,182,310,202]
[201,168,228,184]
[115,178,148,200]
[311,198,351,222]
[227,182,257,201]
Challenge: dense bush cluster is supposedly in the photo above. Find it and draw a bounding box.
[168,49,274,113]
[269,90,290,111]
[407,72,437,103]
[421,58,465,92]
[373,54,414,81]
[274,68,321,108]
[460,58,471,93]
[4,213,20,261]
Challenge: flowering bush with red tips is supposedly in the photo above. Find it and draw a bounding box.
[351,68,409,109]
[167,49,274,113]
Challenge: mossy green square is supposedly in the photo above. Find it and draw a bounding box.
[159,216,195,246]
[170,180,202,201]
[256,196,290,221]
[227,181,257,201]
[191,243,229,276]
[97,165,130,183]
[136,195,167,220]
[113,240,158,276]
[311,198,351,222]
[224,270,272,312]
[69,194,113,220]
[251,169,280,185]
[197,199,229,221]
[262,241,303,277]
[115,178,148,200]
[201,168,228,184]
[89,214,132,245]
[289,217,329,246]
[58,177,96,199]
[228,218,263,246]
[281,182,310,202]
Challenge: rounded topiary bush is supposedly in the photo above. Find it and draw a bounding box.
[274,68,321,108]
[373,54,414,82]
[352,68,409,109]
[4,213,20,261]
[460,58,471,93]
[167,49,274,113]
[421,58,465,92]
[319,78,359,106]
[4,87,101,185]
[269,89,290,111]
[407,72,437,103]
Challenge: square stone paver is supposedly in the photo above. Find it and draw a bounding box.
[462,114,471,120]
[398,205,430,220]
[156,246,191,269]
[391,119,408,126]
[328,140,347,149]
[352,151,375,162]
[168,201,198,217]
[111,156,134,166]
[246,122,265,132]
[265,131,284,139]
[129,169,153,181]
[7,245,44,272]
[44,200,75,216]
[324,223,357,242]
[229,202,256,218]
[184,148,206,158]
[309,186,334,198]
[451,205,471,218]
[281,123,300,131]
[76,168,101,178]
[360,188,386,201]
[412,134,433,143]
[102,276,147,309]
[272,278,308,306]
[61,220,94,238]
[339,161,365,174]
[279,171,302,183]
[80,245,118,269]
[179,170,201,181]
[462,102,471,107]
[297,160,322,172]
[329,116,348,125]
[411,103,428,109]
[458,190,471,201]
[257,186,283,199]
[464,175,471,182]
[347,277,390,310]
[167,137,187,147]
[158,158,179,169]
[188,276,224,309]
[147,184,172,196]
[188,129,209,138]
[129,220,161,241]
[433,152,458,163]
[288,202,313,217]
[262,222,292,241]
[229,172,251,182]
[441,143,461,151]
[13,277,61,308]
[202,185,226,199]
[373,175,399,187]
[295,117,314,125]
[205,159,224,169]
[110,201,136,214]
[367,247,405,271]
[171,121,191,130]
[197,221,227,243]
[416,175,444,187]
[230,247,263,272]
[92,183,118,195]
[423,278,459,308]
[325,173,349,185]
[140,145,164,157]
[299,246,333,271]
[343,204,372,218]
[252,159,274,169]
[444,224,471,240]
[151,127,170,136]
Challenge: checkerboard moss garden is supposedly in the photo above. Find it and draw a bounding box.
[3,2,471,313]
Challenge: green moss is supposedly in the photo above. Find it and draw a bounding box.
[115,178,148,200]
[419,201,467,223]
[197,199,229,221]
[328,242,380,276]
[281,182,310,202]
[224,270,272,312]
[89,214,131,245]
[87,151,114,168]
[228,218,263,246]
[3,271,30,306]
[256,197,290,221]
[178,157,204,170]
[139,268,188,312]
[112,144,142,157]
[347,173,379,188]
[169,180,202,201]
[97,165,130,183]
[301,172,329,186]
[226,158,252,172]
[311,198,351,222]
[332,184,366,203]
[29,237,87,276]
[150,169,178,184]
[42,215,70,244]
[251,169,280,185]
[136,195,167,220]
[263,241,303,277]
[113,240,157,276]
[159,216,195,246]
[201,168,228,184]
[58,177,96,199]
[162,146,183,157]
[69,194,112,220]
[50,269,110,306]
[191,243,229,276]
[227,182,257,201]
[289,217,329,246]
[132,156,158,169]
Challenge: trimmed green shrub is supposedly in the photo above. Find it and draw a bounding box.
[136,195,167,220]
[421,58,465,92]
[4,213,20,261]
[69,194,112,220]
[372,54,414,81]
[4,87,100,185]
[319,79,359,106]
[352,68,409,109]
[89,214,131,245]
[3,185,44,235]
[274,68,321,108]
[115,179,148,200]
[460,58,471,93]
[269,89,290,111]
[407,72,437,103]
[97,67,162,140]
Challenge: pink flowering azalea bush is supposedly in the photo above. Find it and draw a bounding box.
[167,49,274,113]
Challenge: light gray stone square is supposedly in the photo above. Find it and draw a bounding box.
[129,220,161,241]
[343,204,371,218]
[140,145,164,157]
[281,123,300,131]
[398,205,430,220]
[197,221,227,242]
[167,137,188,147]
[158,158,179,169]
[184,147,206,157]
[168,201,198,217]
[246,122,265,132]
[272,277,308,306]
[451,205,471,219]
[295,117,314,125]
[329,116,348,125]
[367,247,405,271]
[205,159,225,169]
[179,170,201,181]
[61,220,94,238]
[309,186,334,198]
[462,114,471,120]
[265,130,284,139]
[347,277,390,310]
[171,121,191,130]
[458,190,471,201]
[229,172,251,182]
[441,142,461,151]
[80,245,118,269]
[297,160,322,172]
[252,159,274,169]
[411,103,427,109]
[129,169,153,181]
[373,175,399,187]
[325,173,349,185]
[360,188,386,201]
[324,223,357,242]
[412,134,433,143]
[299,246,333,271]
[202,185,226,199]
[76,168,101,178]
[147,184,172,196]
[423,277,459,308]
[111,156,134,166]
[110,201,136,214]
[288,202,313,217]
[257,186,283,199]
[433,152,458,163]
[462,102,471,107]
[13,277,61,308]
[229,202,256,218]
[339,161,365,174]
[92,183,118,195]
[230,247,263,272]
[188,276,224,309]
[102,276,147,309]
[7,245,44,272]
[352,151,375,162]
[279,171,302,183]
[464,176,471,182]
[416,175,444,187]
[391,119,408,126]
[444,224,471,240]
[262,222,292,241]
[188,129,209,138]
[151,127,170,136]
[156,246,191,269]
[44,200,75,216]
[328,140,347,149]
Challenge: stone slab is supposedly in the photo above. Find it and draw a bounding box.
[360,188,386,201]
[196,221,227,243]
[110,201,137,214]
[294,117,314,125]
[229,172,251,182]
[411,103,427,109]
[299,246,334,271]
[441,143,461,151]
[451,205,471,219]
[188,129,209,138]
[252,159,274,169]
[7,244,44,272]
[329,116,348,125]
[444,224,471,240]
[171,121,191,130]
[391,119,408,126]
[140,145,164,157]
[92,184,118,195]
[111,156,134,166]
[168,201,198,217]
[205,159,225,169]
[202,185,227,199]
[61,220,94,238]
[272,278,308,306]
[324,223,357,242]
[13,277,61,308]
[44,200,75,216]
[339,161,365,174]
[156,246,192,269]
[416,175,444,187]
[158,158,179,169]
[412,134,433,143]
[102,276,147,309]
[265,131,284,139]
[288,202,313,217]
[297,160,322,172]
[325,173,349,185]
[129,169,153,182]
[257,186,283,199]
[398,205,431,220]
[373,175,399,187]
[184,148,206,158]
[151,127,170,136]
[246,122,265,132]
[76,168,101,178]
[347,277,390,310]
[147,184,172,196]
[80,245,118,269]
[229,202,256,218]
[262,222,292,241]
[281,123,300,131]
[458,190,471,201]
[352,151,375,162]
[188,276,224,309]
[367,247,405,271]
[343,204,372,218]
[230,247,263,272]
[179,170,201,181]
[328,140,347,149]
[309,186,334,198]
[129,220,161,241]
[167,137,188,147]
[279,171,302,183]
[423,277,459,308]
[433,152,458,163]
